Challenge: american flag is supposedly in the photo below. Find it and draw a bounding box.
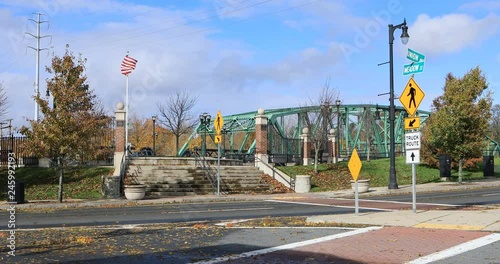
[121,55,138,75]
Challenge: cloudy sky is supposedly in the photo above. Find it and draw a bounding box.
[1,0,500,130]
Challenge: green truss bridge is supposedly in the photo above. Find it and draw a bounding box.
[179,104,433,161]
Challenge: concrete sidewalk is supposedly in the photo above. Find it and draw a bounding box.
[307,208,500,232]
[2,178,499,232]
[308,178,500,232]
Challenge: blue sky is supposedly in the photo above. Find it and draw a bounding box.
[1,0,500,129]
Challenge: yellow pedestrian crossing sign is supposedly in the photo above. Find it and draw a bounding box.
[214,110,224,134]
[399,77,425,117]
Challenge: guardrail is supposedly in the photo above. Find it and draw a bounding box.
[194,153,222,194]
[254,154,295,190]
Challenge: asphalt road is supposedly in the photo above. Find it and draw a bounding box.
[2,187,499,229]
[6,201,370,229]
[1,187,499,263]
[368,186,500,206]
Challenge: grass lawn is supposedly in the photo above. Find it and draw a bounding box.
[1,156,499,200]
[277,156,500,192]
[1,166,114,201]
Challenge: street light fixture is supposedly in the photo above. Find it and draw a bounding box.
[221,127,229,158]
[388,18,409,189]
[335,99,341,163]
[320,102,330,162]
[199,112,211,157]
[152,115,157,156]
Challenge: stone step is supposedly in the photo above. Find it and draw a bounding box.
[126,157,272,196]
[128,157,243,166]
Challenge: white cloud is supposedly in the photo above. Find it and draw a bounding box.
[459,0,500,11]
[407,13,500,56]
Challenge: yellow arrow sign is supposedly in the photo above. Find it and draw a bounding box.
[214,110,224,134]
[399,77,425,117]
[404,117,420,130]
[348,149,362,181]
[214,134,222,144]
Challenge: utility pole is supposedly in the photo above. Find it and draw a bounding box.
[26,13,50,122]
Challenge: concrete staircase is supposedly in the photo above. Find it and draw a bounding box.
[126,157,272,196]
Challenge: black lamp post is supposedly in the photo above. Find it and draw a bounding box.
[321,102,329,161]
[221,127,228,158]
[199,112,211,157]
[152,115,157,156]
[335,99,341,163]
[388,18,410,189]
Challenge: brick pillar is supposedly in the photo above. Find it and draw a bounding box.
[115,103,126,152]
[104,102,126,199]
[301,128,311,165]
[255,108,268,164]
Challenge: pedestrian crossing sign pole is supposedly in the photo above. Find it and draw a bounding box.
[214,110,224,196]
[400,77,425,213]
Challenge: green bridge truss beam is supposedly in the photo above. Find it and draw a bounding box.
[177,104,434,158]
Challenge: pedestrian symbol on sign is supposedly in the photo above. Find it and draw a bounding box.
[408,83,416,108]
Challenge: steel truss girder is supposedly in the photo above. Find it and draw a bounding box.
[177,105,431,158]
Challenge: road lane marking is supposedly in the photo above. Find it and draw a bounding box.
[482,193,500,196]
[406,233,500,264]
[163,207,273,214]
[335,198,458,207]
[190,226,382,264]
[413,223,485,231]
[265,199,394,212]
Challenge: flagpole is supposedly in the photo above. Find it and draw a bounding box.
[125,74,129,156]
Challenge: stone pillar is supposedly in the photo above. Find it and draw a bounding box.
[102,102,125,199]
[328,128,336,164]
[255,108,268,164]
[301,128,311,165]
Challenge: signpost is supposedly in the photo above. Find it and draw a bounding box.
[404,48,425,76]
[400,51,426,212]
[407,48,425,63]
[399,77,425,117]
[405,131,422,213]
[403,61,424,75]
[404,117,420,130]
[348,149,362,215]
[214,110,224,196]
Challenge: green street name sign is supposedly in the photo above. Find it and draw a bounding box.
[403,61,424,75]
[407,48,425,63]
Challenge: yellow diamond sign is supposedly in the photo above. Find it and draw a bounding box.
[348,149,362,181]
[399,77,425,117]
[214,110,224,134]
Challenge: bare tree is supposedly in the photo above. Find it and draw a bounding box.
[156,90,198,155]
[0,83,8,121]
[305,79,339,173]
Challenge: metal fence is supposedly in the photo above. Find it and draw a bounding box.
[267,123,302,165]
[0,136,38,166]
[0,129,115,167]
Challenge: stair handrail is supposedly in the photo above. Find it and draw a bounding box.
[193,151,218,194]
[254,155,295,190]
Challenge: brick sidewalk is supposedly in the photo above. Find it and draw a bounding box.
[229,227,492,264]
